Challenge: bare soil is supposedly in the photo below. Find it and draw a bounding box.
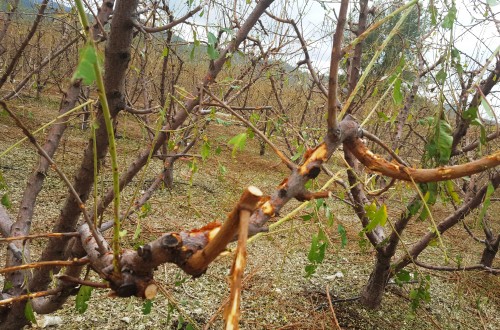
[1,94,499,329]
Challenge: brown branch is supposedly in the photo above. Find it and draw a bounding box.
[92,0,114,41]
[57,275,109,288]
[0,259,89,274]
[131,5,203,33]
[345,137,500,183]
[200,104,272,112]
[413,260,500,274]
[326,284,342,330]
[452,130,500,156]
[327,0,349,131]
[203,88,295,170]
[78,187,262,298]
[123,105,159,115]
[0,232,80,243]
[366,177,396,197]
[0,288,61,307]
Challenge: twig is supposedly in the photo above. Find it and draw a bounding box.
[366,177,396,197]
[362,130,409,166]
[0,288,61,307]
[0,232,80,243]
[123,105,160,115]
[57,274,109,288]
[414,260,500,274]
[203,88,296,170]
[0,258,89,274]
[326,284,342,330]
[154,280,201,330]
[131,5,203,33]
[200,104,272,111]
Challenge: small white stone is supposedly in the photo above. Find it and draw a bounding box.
[121,317,131,324]
[42,316,63,328]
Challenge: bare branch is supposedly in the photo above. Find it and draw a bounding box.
[203,88,296,170]
[327,0,349,131]
[132,5,203,33]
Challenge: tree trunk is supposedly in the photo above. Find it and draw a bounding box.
[360,253,392,309]
[480,236,500,267]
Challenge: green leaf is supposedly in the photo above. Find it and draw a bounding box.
[325,207,334,227]
[73,44,98,85]
[441,4,457,29]
[228,133,247,158]
[207,32,217,46]
[119,229,127,238]
[435,120,453,164]
[207,45,219,60]
[363,202,387,232]
[445,180,461,204]
[133,222,141,240]
[201,140,211,161]
[24,300,37,324]
[481,97,494,119]
[300,213,313,222]
[338,224,347,248]
[162,47,169,57]
[305,228,329,277]
[427,120,453,164]
[395,269,412,286]
[407,199,422,217]
[291,145,305,161]
[142,299,153,315]
[435,68,447,84]
[463,106,478,121]
[76,285,93,314]
[139,201,151,219]
[1,194,11,209]
[393,77,403,105]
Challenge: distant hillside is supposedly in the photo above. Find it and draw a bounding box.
[0,0,71,13]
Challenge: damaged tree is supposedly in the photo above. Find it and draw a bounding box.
[0,0,499,328]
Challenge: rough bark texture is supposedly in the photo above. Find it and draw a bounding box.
[480,235,500,267]
[30,0,139,297]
